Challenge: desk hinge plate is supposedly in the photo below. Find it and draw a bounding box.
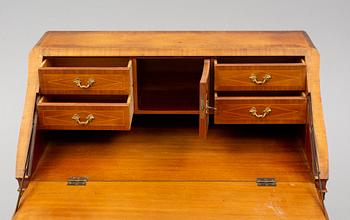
[256,178,276,186]
[67,176,88,186]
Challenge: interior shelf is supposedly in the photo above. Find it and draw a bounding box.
[137,58,204,112]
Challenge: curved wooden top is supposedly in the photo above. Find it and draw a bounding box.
[36,31,315,56]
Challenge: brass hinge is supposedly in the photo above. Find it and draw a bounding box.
[200,97,216,119]
[67,176,88,186]
[256,178,276,186]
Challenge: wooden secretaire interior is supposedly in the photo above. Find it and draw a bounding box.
[13,31,329,219]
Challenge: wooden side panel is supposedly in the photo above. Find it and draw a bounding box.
[131,58,139,113]
[199,59,210,137]
[305,49,329,180]
[14,181,326,220]
[215,63,306,91]
[16,48,42,178]
[37,98,132,130]
[215,96,307,124]
[39,68,131,95]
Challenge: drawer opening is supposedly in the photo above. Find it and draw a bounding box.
[39,95,129,104]
[41,57,131,68]
[136,58,205,112]
[215,56,305,64]
[216,91,306,97]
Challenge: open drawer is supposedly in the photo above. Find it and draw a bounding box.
[39,57,132,95]
[214,93,307,124]
[37,95,133,130]
[214,57,306,91]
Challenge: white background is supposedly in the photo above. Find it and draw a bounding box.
[1,0,349,219]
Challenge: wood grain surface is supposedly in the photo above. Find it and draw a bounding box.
[199,59,210,137]
[13,114,327,219]
[13,181,325,220]
[37,31,315,53]
[39,58,132,95]
[31,118,311,182]
[215,96,307,124]
[16,31,328,195]
[305,49,329,180]
[214,60,306,91]
[37,96,133,130]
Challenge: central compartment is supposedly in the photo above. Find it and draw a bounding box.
[137,58,205,112]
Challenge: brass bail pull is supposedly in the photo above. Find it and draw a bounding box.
[249,74,271,84]
[249,107,272,118]
[72,114,95,125]
[73,78,95,89]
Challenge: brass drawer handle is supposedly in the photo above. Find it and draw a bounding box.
[249,74,271,84]
[73,78,95,89]
[249,107,272,118]
[72,114,95,125]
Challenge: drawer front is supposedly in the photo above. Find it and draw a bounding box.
[39,64,132,95]
[214,63,306,91]
[38,96,133,130]
[214,96,307,124]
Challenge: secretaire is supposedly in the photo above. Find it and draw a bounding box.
[13,31,329,219]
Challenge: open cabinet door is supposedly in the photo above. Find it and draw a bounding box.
[199,59,211,137]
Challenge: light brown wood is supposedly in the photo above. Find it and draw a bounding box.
[14,31,329,218]
[214,58,306,91]
[16,31,328,182]
[16,47,42,179]
[215,95,307,124]
[39,58,132,95]
[13,181,325,220]
[14,115,327,219]
[40,57,130,67]
[37,31,315,54]
[31,117,310,182]
[199,59,210,137]
[131,58,139,113]
[306,49,329,180]
[37,95,133,130]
